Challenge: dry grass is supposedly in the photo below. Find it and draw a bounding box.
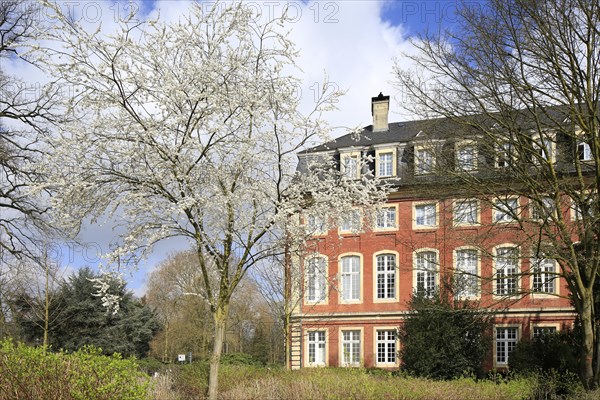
[153,365,537,400]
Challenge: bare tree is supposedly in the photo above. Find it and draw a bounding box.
[394,0,600,388]
[0,0,62,259]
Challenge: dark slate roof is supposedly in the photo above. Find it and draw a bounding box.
[300,104,578,155]
[299,117,457,154]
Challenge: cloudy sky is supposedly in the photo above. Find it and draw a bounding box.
[8,0,461,295]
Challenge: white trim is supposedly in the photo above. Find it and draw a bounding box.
[338,253,364,304]
[373,250,400,303]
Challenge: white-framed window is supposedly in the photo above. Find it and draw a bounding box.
[414,203,437,228]
[578,141,592,161]
[340,255,361,302]
[340,209,361,233]
[494,198,519,223]
[454,249,479,298]
[531,197,555,221]
[456,143,477,171]
[414,250,437,296]
[453,199,479,226]
[531,257,556,294]
[376,254,396,300]
[376,149,396,178]
[415,146,435,174]
[306,213,326,235]
[376,329,396,365]
[532,133,555,164]
[307,331,326,366]
[496,141,513,168]
[495,326,519,366]
[306,257,327,303]
[341,330,361,367]
[341,152,360,179]
[375,206,397,230]
[494,246,519,296]
[532,326,557,339]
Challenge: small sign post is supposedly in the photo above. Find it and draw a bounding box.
[178,354,186,364]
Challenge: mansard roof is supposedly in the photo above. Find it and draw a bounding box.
[300,105,577,155]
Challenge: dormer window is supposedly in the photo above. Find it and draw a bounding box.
[456,142,477,172]
[496,142,513,168]
[578,141,592,161]
[341,152,360,179]
[375,148,396,178]
[532,132,555,164]
[414,146,434,174]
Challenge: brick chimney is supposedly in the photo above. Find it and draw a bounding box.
[371,92,390,132]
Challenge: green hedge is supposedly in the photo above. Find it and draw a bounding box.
[0,340,150,400]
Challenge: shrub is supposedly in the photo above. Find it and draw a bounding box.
[0,339,150,400]
[398,291,492,380]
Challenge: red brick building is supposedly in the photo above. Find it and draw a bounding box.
[289,93,577,370]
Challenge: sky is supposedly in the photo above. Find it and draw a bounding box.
[6,0,462,296]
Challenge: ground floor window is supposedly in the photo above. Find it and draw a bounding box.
[532,326,557,339]
[307,331,326,366]
[496,327,518,365]
[341,330,361,366]
[376,330,396,365]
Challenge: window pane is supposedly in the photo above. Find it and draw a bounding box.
[341,256,360,301]
[376,330,396,364]
[376,254,396,299]
[532,258,555,293]
[415,251,437,296]
[454,200,477,225]
[495,247,519,295]
[455,249,478,297]
[496,327,518,365]
[379,152,393,177]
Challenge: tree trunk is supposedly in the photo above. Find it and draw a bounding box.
[207,305,228,400]
[581,294,596,389]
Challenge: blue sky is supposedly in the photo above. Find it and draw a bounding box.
[11,0,464,296]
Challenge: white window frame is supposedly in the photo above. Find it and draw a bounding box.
[413,202,438,229]
[456,141,477,172]
[373,251,398,302]
[493,245,520,297]
[578,140,592,162]
[339,254,362,303]
[340,328,362,367]
[414,145,435,175]
[530,196,556,221]
[454,247,480,299]
[375,205,398,231]
[531,257,557,296]
[305,256,328,304]
[374,327,398,367]
[532,132,556,164]
[493,197,519,224]
[306,329,327,367]
[339,208,361,233]
[305,213,327,236]
[341,151,361,179]
[496,141,514,168]
[530,323,560,339]
[453,199,480,226]
[413,249,438,297]
[494,325,519,367]
[375,148,397,178]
